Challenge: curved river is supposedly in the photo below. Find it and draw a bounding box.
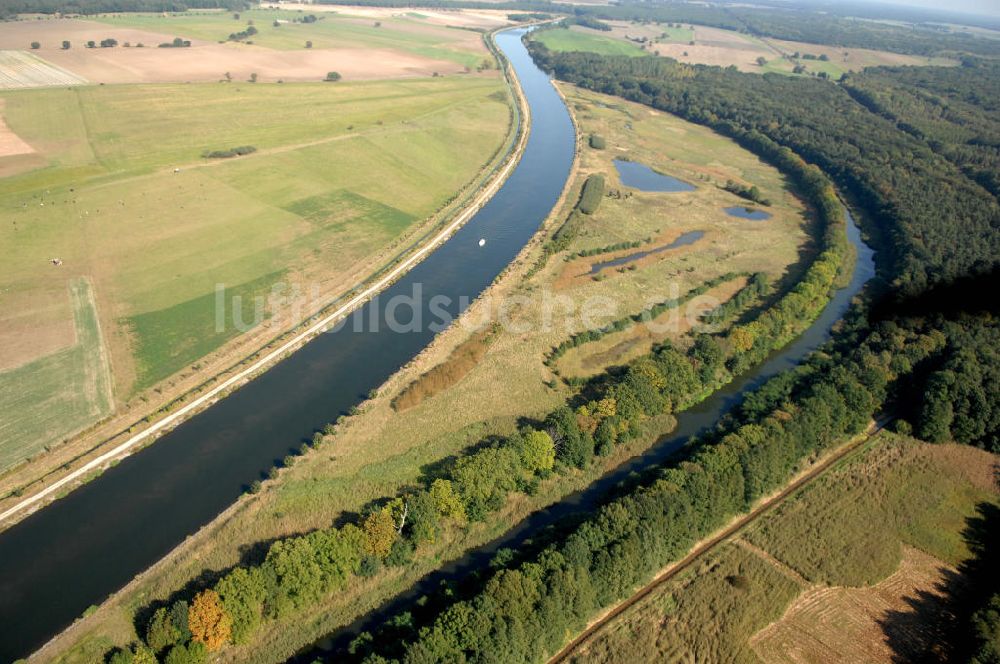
[0,27,574,661]
[296,206,876,660]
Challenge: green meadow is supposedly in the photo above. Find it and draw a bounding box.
[657,25,695,42]
[0,75,510,468]
[534,28,648,57]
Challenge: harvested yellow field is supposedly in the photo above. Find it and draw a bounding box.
[0,50,87,89]
[751,546,959,664]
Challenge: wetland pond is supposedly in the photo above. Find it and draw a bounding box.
[614,158,695,192]
[724,205,772,221]
[589,230,705,274]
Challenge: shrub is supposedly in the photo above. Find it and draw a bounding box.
[159,37,191,48]
[325,71,342,82]
[589,134,606,149]
[358,555,382,577]
[30,41,40,49]
[202,146,257,159]
[577,173,605,215]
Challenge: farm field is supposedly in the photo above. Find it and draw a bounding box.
[93,8,491,66]
[0,49,87,88]
[567,434,999,663]
[0,10,503,86]
[0,278,112,470]
[38,83,813,663]
[543,22,956,75]
[534,27,648,57]
[0,74,511,472]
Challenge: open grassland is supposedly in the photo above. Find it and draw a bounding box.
[0,75,510,471]
[568,434,999,664]
[569,542,803,664]
[549,87,809,377]
[40,83,814,663]
[551,21,956,75]
[534,27,648,57]
[763,36,957,77]
[745,435,998,584]
[0,278,112,470]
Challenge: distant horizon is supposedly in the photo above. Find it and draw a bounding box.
[827,0,1000,20]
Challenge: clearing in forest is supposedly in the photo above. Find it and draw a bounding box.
[568,434,998,663]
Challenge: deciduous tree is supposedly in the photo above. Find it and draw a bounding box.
[188,589,232,651]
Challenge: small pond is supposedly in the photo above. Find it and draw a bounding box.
[589,230,705,274]
[724,206,772,221]
[614,159,695,193]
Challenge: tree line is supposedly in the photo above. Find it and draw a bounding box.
[1,0,245,17]
[348,303,980,663]
[546,173,604,255]
[543,272,744,372]
[702,272,769,326]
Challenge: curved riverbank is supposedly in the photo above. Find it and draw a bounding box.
[294,203,874,660]
[0,26,576,663]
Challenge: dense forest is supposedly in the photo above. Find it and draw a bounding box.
[844,59,1000,199]
[0,0,245,16]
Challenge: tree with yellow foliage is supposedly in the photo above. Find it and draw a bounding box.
[429,478,466,521]
[188,589,232,652]
[362,508,397,558]
[520,429,555,473]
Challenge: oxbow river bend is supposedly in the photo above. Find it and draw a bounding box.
[0,27,575,661]
[294,208,876,660]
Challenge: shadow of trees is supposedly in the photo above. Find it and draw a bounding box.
[878,501,1000,663]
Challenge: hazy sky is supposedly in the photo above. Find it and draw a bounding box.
[862,0,1000,18]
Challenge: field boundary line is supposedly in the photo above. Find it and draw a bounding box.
[733,536,810,587]
[0,27,533,528]
[84,88,494,193]
[548,420,887,663]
